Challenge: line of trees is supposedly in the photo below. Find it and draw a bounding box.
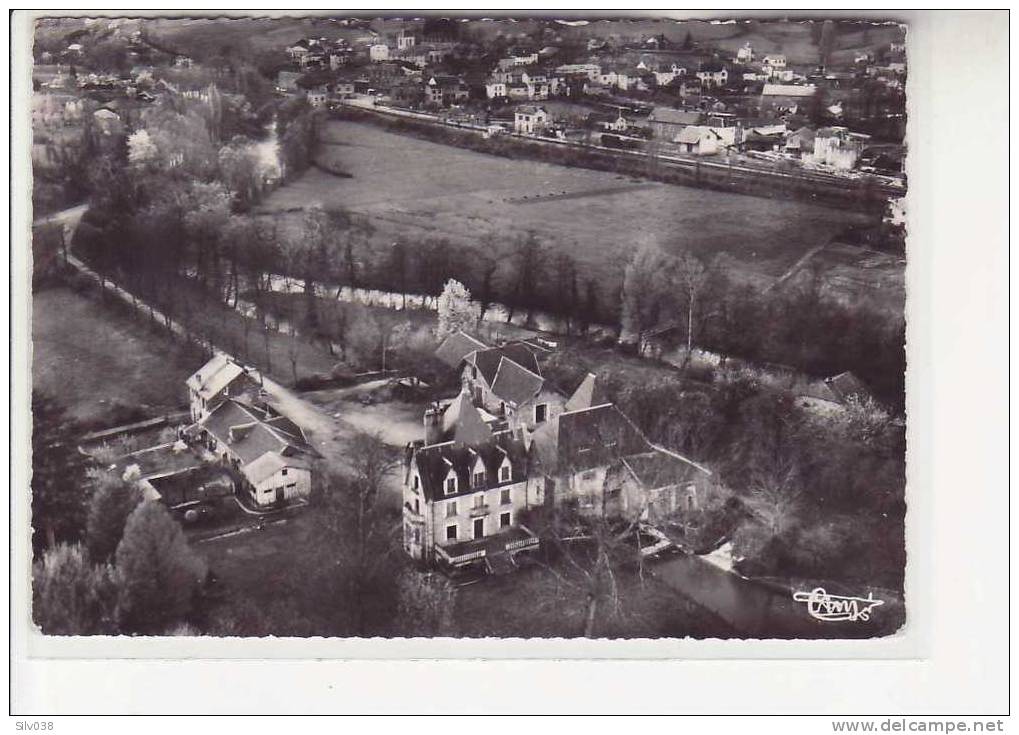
[617,243,905,409]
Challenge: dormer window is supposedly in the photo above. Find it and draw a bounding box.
[500,462,511,482]
[445,474,457,494]
[473,470,486,488]
[535,404,547,424]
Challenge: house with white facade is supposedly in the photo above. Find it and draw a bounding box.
[812,126,871,170]
[402,400,538,571]
[186,354,262,423]
[696,63,729,87]
[554,63,601,81]
[513,105,548,135]
[408,352,715,571]
[674,125,724,156]
[193,398,314,507]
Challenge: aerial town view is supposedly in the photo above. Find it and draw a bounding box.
[30,14,908,639]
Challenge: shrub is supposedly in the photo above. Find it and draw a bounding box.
[32,543,117,635]
[114,501,207,634]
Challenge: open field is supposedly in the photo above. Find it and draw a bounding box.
[32,285,197,427]
[260,121,889,303]
[142,16,347,56]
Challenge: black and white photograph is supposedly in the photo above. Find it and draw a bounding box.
[11,4,1015,720]
[21,12,917,643]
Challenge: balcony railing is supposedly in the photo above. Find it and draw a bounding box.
[435,545,486,565]
[468,503,489,517]
[506,535,539,552]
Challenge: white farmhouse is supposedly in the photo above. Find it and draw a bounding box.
[513,105,548,135]
[186,353,262,423]
[194,398,315,507]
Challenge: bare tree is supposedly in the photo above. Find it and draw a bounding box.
[533,502,646,638]
[748,460,803,539]
[286,324,301,384]
[674,249,708,361]
[306,434,402,635]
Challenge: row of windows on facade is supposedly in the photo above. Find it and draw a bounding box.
[405,511,511,547]
[411,463,513,495]
[262,482,297,495]
[407,487,512,516]
[446,511,512,541]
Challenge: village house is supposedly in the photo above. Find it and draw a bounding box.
[736,41,755,63]
[589,109,630,133]
[388,78,425,107]
[506,83,530,101]
[397,28,416,50]
[761,82,815,99]
[513,104,548,135]
[187,354,263,423]
[286,40,312,62]
[459,342,563,429]
[796,371,879,416]
[526,373,713,521]
[554,62,602,81]
[332,77,357,97]
[646,106,704,141]
[766,67,797,82]
[812,126,870,170]
[696,62,729,88]
[369,43,390,62]
[759,83,817,116]
[485,80,507,99]
[425,75,469,106]
[651,62,687,87]
[299,50,328,70]
[306,86,328,108]
[498,51,540,69]
[762,53,787,69]
[784,126,816,156]
[674,126,724,156]
[192,398,314,508]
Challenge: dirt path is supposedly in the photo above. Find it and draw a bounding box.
[61,243,406,508]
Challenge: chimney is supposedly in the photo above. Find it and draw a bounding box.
[423,405,444,446]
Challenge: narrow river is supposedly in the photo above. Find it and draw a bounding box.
[650,554,902,639]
